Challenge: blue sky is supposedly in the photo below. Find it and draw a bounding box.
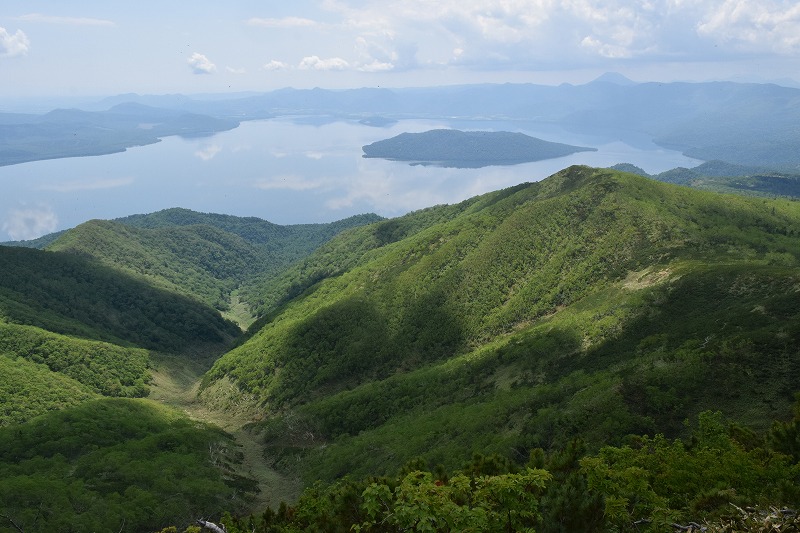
[2,0,800,99]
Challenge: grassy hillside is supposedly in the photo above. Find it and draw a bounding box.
[2,165,799,530]
[0,209,386,530]
[0,247,261,529]
[202,166,800,483]
[0,241,238,434]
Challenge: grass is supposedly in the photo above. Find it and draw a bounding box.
[221,291,257,331]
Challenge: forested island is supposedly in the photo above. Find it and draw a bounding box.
[362,129,597,167]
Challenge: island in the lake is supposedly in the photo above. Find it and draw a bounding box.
[362,129,597,168]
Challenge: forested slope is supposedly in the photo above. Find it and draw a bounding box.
[0,245,240,352]
[203,166,800,482]
[47,219,265,311]
[0,241,240,427]
[44,209,383,315]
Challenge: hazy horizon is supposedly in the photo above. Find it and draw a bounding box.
[2,1,799,99]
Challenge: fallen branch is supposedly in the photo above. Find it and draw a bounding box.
[196,519,227,533]
[671,522,705,532]
[1,514,25,533]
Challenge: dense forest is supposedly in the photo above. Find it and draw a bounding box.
[1,166,800,532]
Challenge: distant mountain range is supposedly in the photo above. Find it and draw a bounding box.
[3,77,800,170]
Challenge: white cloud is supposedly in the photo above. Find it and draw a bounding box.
[310,0,800,73]
[188,52,216,74]
[697,0,800,53]
[247,17,320,28]
[0,27,30,58]
[263,60,290,71]
[15,13,115,26]
[298,55,350,70]
[3,206,58,241]
[581,34,635,59]
[195,145,222,161]
[353,34,413,71]
[38,177,134,192]
[357,60,394,72]
[226,66,246,74]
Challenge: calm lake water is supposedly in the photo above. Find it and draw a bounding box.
[0,117,701,241]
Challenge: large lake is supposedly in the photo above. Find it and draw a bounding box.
[0,117,701,241]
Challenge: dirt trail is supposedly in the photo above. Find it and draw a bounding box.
[148,354,301,513]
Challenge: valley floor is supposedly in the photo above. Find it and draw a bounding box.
[147,353,302,512]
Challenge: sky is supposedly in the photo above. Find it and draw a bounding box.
[2,0,800,100]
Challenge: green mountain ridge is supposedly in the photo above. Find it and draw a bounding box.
[47,219,266,312]
[611,160,800,198]
[201,166,800,481]
[39,209,382,319]
[0,208,383,421]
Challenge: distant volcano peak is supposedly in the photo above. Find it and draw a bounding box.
[590,72,637,85]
